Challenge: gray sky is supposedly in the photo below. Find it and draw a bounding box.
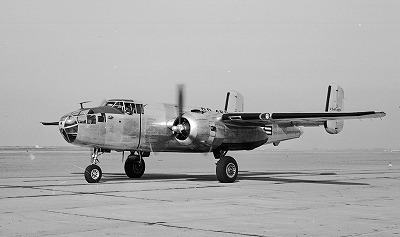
[1,0,399,149]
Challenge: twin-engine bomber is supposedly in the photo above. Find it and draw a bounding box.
[42,84,385,183]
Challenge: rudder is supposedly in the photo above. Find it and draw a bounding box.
[324,84,344,134]
[224,91,244,112]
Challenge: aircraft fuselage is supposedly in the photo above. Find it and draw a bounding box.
[58,100,303,153]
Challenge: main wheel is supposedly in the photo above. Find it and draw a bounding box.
[216,156,238,183]
[84,164,102,183]
[124,157,145,178]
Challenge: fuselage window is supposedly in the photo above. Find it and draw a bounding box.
[136,104,144,114]
[122,103,144,114]
[124,103,134,115]
[132,103,138,114]
[77,115,86,124]
[98,115,105,122]
[87,115,96,124]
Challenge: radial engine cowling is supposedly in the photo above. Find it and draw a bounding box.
[171,112,216,150]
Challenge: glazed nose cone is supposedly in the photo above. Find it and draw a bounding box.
[59,115,78,143]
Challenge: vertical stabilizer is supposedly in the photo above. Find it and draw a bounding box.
[324,84,344,134]
[224,91,244,112]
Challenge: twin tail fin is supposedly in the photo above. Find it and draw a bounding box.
[324,84,344,134]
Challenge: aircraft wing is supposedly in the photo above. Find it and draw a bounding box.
[220,111,386,127]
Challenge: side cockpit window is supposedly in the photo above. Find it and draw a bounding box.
[124,102,144,115]
[98,114,105,122]
[136,104,143,114]
[87,115,96,124]
[124,103,134,115]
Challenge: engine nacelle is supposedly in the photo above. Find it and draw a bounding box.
[172,112,216,150]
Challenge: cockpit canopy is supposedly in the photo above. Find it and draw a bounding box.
[102,99,144,115]
[67,99,144,125]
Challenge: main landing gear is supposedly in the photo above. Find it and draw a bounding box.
[124,151,145,178]
[83,147,237,183]
[214,149,238,183]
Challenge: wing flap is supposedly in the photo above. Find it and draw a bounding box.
[221,111,385,127]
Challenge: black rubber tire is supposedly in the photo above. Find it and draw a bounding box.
[84,164,102,183]
[124,157,145,178]
[216,156,238,183]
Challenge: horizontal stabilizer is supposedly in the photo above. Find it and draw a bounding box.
[221,111,385,127]
[220,84,385,134]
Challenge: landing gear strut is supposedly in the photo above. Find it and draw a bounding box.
[214,149,238,183]
[84,148,103,183]
[124,151,146,178]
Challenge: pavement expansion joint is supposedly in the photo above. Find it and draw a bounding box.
[45,210,266,237]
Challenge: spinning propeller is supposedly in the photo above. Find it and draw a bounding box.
[171,84,191,141]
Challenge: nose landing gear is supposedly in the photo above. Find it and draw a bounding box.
[84,148,103,183]
[84,164,102,183]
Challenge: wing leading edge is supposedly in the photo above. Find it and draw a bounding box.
[221,111,386,127]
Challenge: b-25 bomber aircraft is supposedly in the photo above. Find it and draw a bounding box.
[42,84,385,183]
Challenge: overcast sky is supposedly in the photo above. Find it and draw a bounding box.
[1,0,399,149]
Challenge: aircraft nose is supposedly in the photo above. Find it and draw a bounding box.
[59,115,78,143]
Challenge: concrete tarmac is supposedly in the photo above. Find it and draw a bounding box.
[0,148,399,236]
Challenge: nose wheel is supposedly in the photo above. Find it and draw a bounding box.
[84,164,102,183]
[84,148,103,183]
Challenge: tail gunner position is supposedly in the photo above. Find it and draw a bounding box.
[42,85,385,183]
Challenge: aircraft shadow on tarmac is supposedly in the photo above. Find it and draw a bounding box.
[71,171,369,186]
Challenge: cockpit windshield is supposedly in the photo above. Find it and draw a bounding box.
[104,101,124,112]
[103,100,144,115]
